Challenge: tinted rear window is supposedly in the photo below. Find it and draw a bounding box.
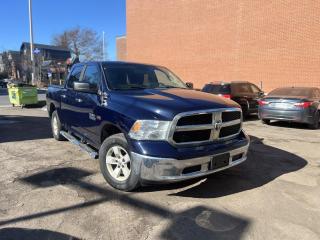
[268,88,312,98]
[202,84,231,94]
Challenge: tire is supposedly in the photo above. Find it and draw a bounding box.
[308,111,319,129]
[241,100,249,118]
[261,119,270,125]
[99,133,140,191]
[51,110,65,141]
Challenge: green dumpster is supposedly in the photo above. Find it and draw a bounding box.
[8,83,38,107]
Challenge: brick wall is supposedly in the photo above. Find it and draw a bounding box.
[116,36,127,61]
[126,0,320,92]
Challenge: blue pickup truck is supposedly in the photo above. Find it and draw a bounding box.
[47,61,250,191]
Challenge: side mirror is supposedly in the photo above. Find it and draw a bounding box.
[73,81,97,93]
[186,82,193,89]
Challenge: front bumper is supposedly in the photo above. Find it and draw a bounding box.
[132,142,249,183]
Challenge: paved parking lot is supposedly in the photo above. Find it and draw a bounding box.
[0,107,319,240]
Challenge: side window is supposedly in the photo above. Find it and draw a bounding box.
[202,84,213,93]
[313,89,320,99]
[234,83,251,93]
[154,69,183,87]
[155,69,172,86]
[250,84,261,93]
[82,65,100,89]
[67,66,83,88]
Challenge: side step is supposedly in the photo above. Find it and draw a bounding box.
[60,131,98,159]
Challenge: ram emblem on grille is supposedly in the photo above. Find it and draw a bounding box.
[213,119,223,131]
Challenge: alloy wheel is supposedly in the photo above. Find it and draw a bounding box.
[106,145,131,181]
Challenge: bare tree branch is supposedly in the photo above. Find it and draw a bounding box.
[52,27,105,61]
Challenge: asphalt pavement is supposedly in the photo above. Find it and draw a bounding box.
[0,107,319,240]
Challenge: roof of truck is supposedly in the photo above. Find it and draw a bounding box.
[79,61,161,67]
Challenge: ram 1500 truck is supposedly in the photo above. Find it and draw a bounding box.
[46,61,250,191]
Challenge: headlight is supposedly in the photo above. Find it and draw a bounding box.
[128,120,171,140]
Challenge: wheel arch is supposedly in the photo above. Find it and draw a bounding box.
[48,103,56,117]
[100,123,123,144]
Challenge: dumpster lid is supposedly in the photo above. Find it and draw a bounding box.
[8,81,35,87]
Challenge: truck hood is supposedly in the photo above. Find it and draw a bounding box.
[109,88,240,120]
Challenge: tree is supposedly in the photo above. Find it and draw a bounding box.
[52,27,105,61]
[0,52,10,77]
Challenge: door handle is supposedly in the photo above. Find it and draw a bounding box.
[99,91,109,106]
[61,94,66,98]
[75,98,83,103]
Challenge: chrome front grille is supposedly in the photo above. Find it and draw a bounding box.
[168,108,242,146]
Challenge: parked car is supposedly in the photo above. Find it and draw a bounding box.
[47,61,250,191]
[258,87,320,129]
[202,81,264,117]
[0,79,9,88]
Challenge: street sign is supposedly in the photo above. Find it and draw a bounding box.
[33,48,40,54]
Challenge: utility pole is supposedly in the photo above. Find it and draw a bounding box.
[28,0,35,85]
[102,31,105,61]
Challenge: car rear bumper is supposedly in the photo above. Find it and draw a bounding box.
[132,135,250,183]
[258,108,313,124]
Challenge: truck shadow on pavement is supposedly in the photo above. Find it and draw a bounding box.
[0,167,250,240]
[168,135,307,198]
[0,227,80,240]
[0,115,51,143]
[0,136,307,239]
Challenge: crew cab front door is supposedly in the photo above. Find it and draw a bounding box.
[72,63,102,146]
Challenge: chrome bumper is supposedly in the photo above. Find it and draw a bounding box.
[131,143,249,183]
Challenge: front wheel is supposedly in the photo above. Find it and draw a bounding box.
[99,133,140,191]
[51,110,65,141]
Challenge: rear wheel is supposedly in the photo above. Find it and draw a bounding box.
[99,133,140,191]
[51,110,65,141]
[241,100,249,118]
[261,119,270,125]
[308,111,319,129]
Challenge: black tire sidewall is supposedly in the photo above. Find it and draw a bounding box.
[99,133,140,191]
[241,100,249,118]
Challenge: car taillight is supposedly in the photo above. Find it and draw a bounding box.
[219,94,231,99]
[258,100,270,106]
[294,102,312,108]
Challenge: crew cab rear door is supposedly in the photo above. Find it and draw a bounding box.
[60,64,85,130]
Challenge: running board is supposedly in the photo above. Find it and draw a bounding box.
[60,131,98,159]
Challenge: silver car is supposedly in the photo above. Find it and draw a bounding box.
[258,87,320,129]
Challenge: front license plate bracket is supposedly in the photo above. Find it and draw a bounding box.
[209,153,230,170]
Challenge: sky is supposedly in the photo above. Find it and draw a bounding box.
[0,0,126,60]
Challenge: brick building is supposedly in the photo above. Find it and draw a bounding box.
[116,36,127,61]
[118,0,320,91]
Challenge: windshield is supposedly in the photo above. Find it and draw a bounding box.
[103,64,187,90]
[268,87,312,98]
